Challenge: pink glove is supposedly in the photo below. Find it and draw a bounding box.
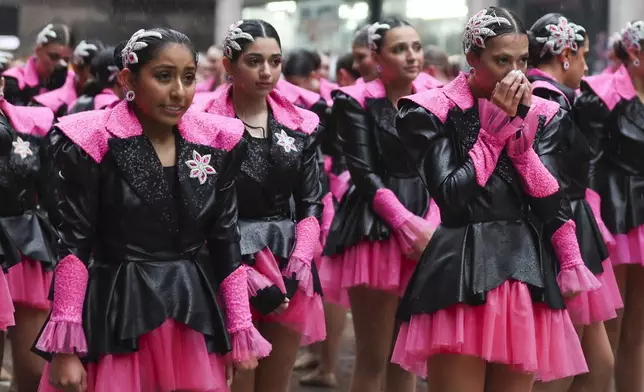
[35,255,88,355]
[283,217,321,297]
[220,265,272,362]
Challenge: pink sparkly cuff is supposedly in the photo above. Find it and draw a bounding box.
[468,129,505,187]
[35,254,88,355]
[372,188,415,229]
[284,217,321,296]
[509,148,559,198]
[552,220,601,295]
[220,266,254,334]
[585,189,616,248]
[228,326,272,362]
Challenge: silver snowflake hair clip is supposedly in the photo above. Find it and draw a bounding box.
[536,17,586,57]
[223,20,254,60]
[620,21,644,51]
[73,40,99,65]
[0,51,13,67]
[107,65,120,83]
[367,22,390,51]
[121,29,163,68]
[463,9,511,54]
[36,24,57,46]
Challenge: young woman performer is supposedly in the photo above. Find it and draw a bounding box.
[68,47,123,113]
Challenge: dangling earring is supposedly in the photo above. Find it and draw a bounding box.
[126,90,135,102]
[634,58,641,67]
[563,61,569,70]
[377,65,382,73]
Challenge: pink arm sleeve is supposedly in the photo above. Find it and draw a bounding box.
[35,255,88,355]
[468,129,506,187]
[283,217,321,297]
[219,266,272,362]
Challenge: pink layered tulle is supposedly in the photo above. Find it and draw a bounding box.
[320,192,335,248]
[0,270,14,330]
[6,257,52,309]
[565,259,624,325]
[229,327,273,362]
[556,265,601,297]
[35,321,87,354]
[392,280,588,381]
[283,257,315,297]
[248,249,287,296]
[250,248,326,344]
[610,225,644,266]
[39,319,230,392]
[329,170,351,201]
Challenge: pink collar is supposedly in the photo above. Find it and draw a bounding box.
[32,71,78,112]
[275,79,322,110]
[0,98,54,136]
[2,57,41,90]
[204,83,318,134]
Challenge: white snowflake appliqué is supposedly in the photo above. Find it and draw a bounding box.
[185,150,216,185]
[12,137,32,159]
[275,130,297,153]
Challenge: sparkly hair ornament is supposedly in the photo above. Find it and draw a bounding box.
[121,29,163,68]
[36,24,57,46]
[107,65,120,83]
[0,51,13,68]
[462,9,511,54]
[72,40,99,65]
[535,17,586,57]
[367,22,391,51]
[620,21,644,51]
[222,20,254,59]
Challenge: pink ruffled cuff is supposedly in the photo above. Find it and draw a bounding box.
[552,220,601,295]
[372,188,414,229]
[330,171,351,201]
[393,214,435,257]
[321,192,335,235]
[283,217,321,296]
[468,129,505,187]
[509,148,559,198]
[35,254,88,354]
[228,326,272,362]
[585,189,616,248]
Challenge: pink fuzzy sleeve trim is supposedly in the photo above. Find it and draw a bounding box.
[552,220,601,295]
[283,217,321,297]
[35,255,88,354]
[372,188,414,229]
[468,129,505,187]
[510,148,559,198]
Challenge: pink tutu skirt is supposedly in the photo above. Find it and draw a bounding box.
[249,248,326,345]
[610,225,644,266]
[7,257,52,310]
[39,319,229,392]
[392,280,588,382]
[319,200,441,303]
[0,269,14,330]
[566,259,624,325]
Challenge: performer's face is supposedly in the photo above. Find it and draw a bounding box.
[122,43,197,128]
[352,45,377,82]
[35,43,73,79]
[468,33,529,96]
[373,26,423,85]
[225,37,282,99]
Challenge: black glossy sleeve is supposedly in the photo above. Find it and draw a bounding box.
[207,140,246,285]
[293,129,324,222]
[396,99,481,214]
[333,92,386,200]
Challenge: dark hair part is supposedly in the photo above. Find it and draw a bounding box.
[309,50,322,70]
[74,39,105,67]
[228,19,281,63]
[527,13,587,67]
[468,7,527,55]
[284,49,317,78]
[336,53,361,79]
[424,45,450,70]
[353,25,371,48]
[114,28,198,75]
[371,17,413,53]
[613,20,643,63]
[41,23,76,48]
